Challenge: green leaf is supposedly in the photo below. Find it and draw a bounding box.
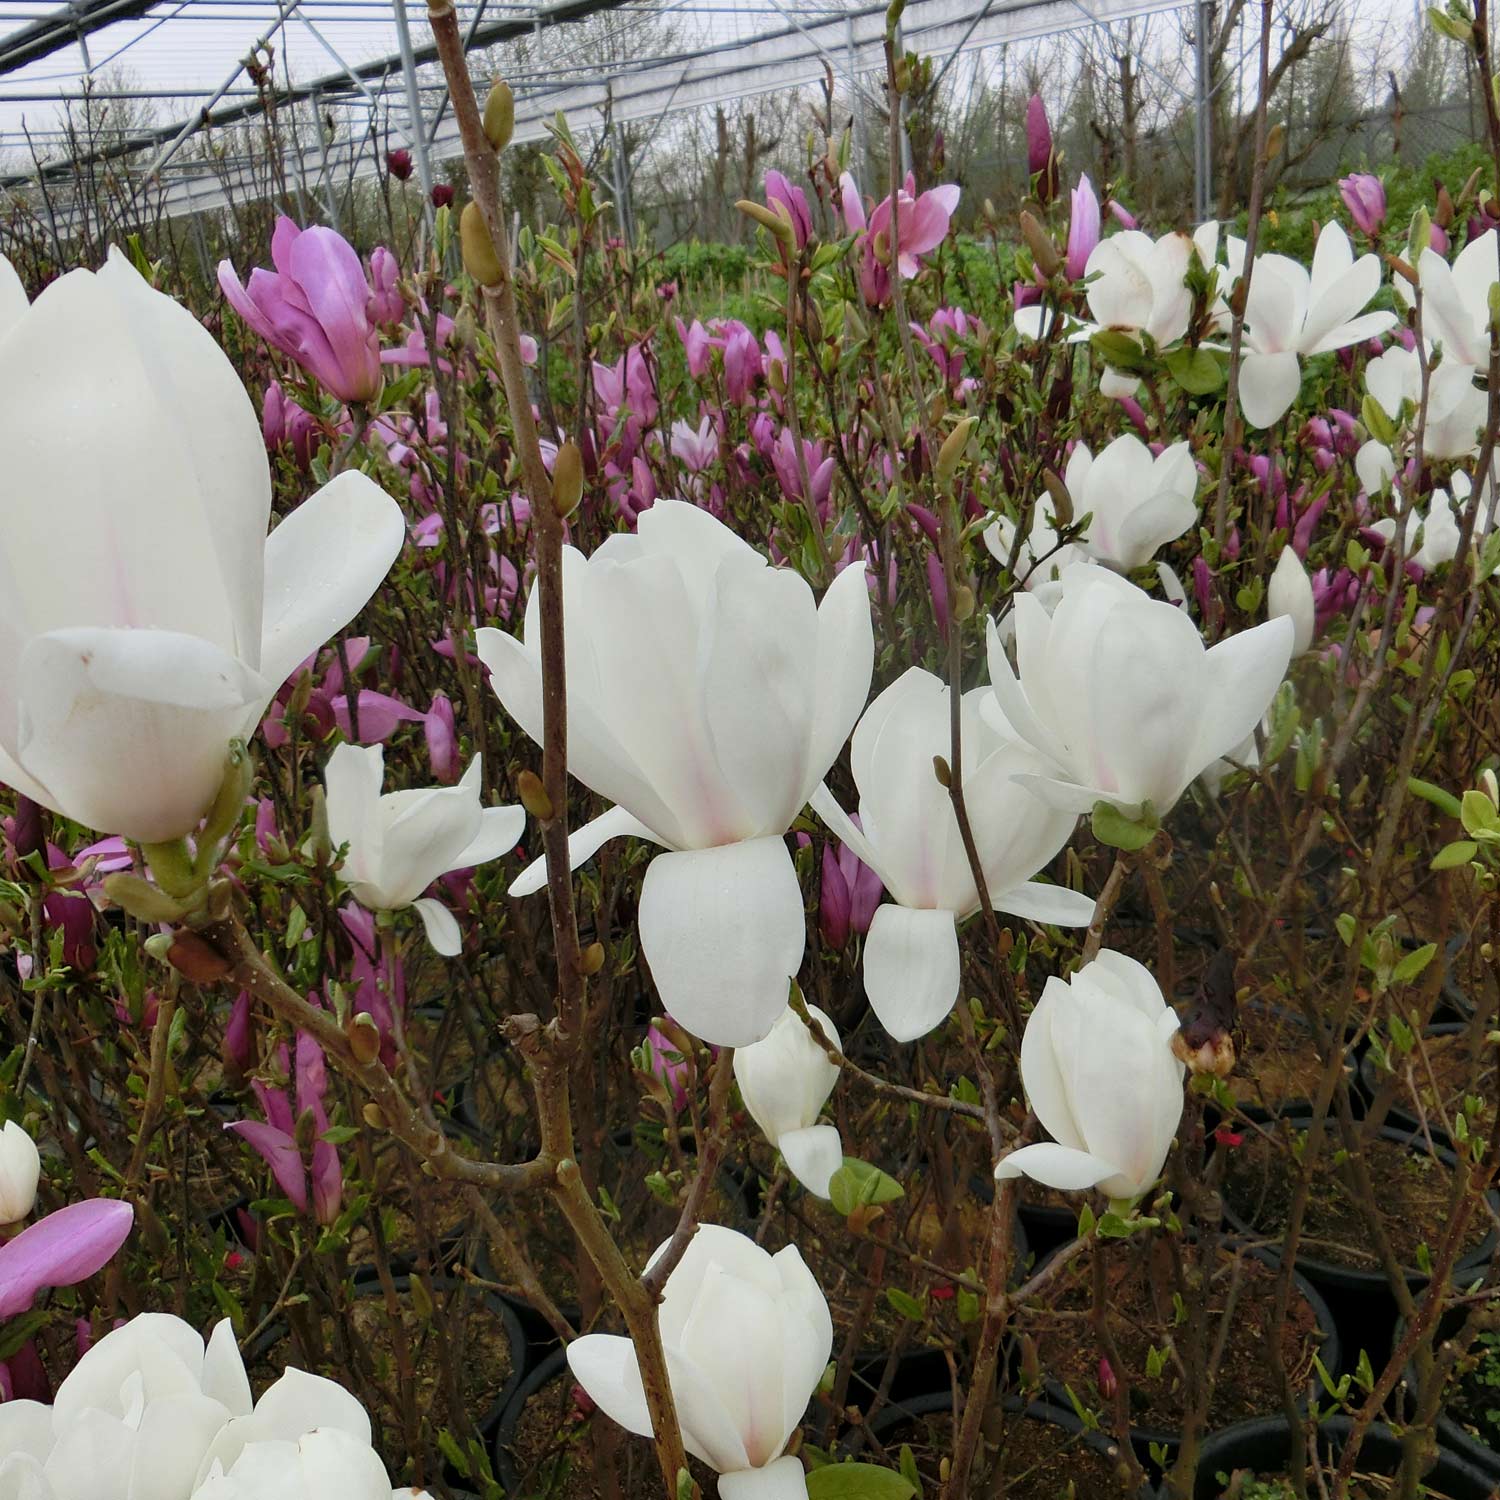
[1361,391,1397,449]
[1091,800,1157,852]
[1408,776,1463,820]
[886,1288,925,1320]
[1089,329,1149,372]
[806,1463,917,1500]
[1391,942,1438,985]
[1432,840,1479,869]
[1163,346,1225,395]
[829,1158,905,1216]
[1461,789,1500,837]
[899,1445,922,1498]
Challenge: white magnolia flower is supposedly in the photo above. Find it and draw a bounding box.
[0,250,404,843]
[0,1401,53,1500]
[1234,223,1395,429]
[995,950,1183,1201]
[190,1430,390,1500]
[0,1119,40,1224]
[811,669,1093,1043]
[36,1313,252,1500]
[194,1365,374,1484]
[568,1225,831,1500]
[1364,347,1484,462]
[982,493,1092,608]
[1063,435,1198,571]
[324,744,524,955]
[1268,548,1315,657]
[983,568,1294,821]
[480,501,873,1047]
[733,1003,843,1197]
[1411,230,1500,366]
[1369,497,1462,573]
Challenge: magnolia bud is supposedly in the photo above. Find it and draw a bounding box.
[552,441,584,518]
[1042,467,1073,528]
[517,769,554,822]
[461,201,505,288]
[1481,769,1498,808]
[348,1012,382,1065]
[362,1103,388,1130]
[483,80,515,152]
[952,583,976,622]
[1019,210,1061,279]
[0,1121,40,1225]
[103,872,186,924]
[735,199,795,245]
[581,941,606,976]
[166,931,233,983]
[936,416,975,491]
[932,754,952,788]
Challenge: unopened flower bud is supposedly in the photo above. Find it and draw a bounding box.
[936,416,976,491]
[167,930,233,984]
[1042,468,1073,528]
[1097,1356,1118,1400]
[932,754,951,788]
[362,1103,388,1130]
[0,1120,40,1225]
[483,80,515,152]
[552,441,584,518]
[1481,769,1498,808]
[517,769,554,822]
[735,199,795,246]
[461,201,506,288]
[1019,209,1061,279]
[1171,947,1240,1079]
[348,1012,382,1065]
[10,794,44,860]
[581,941,606,976]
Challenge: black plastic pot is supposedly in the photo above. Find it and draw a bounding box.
[845,1389,1155,1498]
[1220,1115,1500,1296]
[1396,1306,1500,1481]
[1189,1414,1499,1499]
[1027,1241,1339,1461]
[492,1346,569,1495]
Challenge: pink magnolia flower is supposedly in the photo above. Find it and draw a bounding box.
[671,415,719,472]
[1067,175,1101,281]
[387,148,413,180]
[1107,198,1138,230]
[218,217,383,404]
[226,1031,342,1224]
[644,1020,691,1111]
[261,380,326,470]
[1026,95,1057,201]
[841,171,960,305]
[676,317,711,377]
[367,245,405,326]
[912,307,981,394]
[765,169,812,249]
[261,637,421,747]
[770,427,834,516]
[0,1198,133,1320]
[424,691,459,784]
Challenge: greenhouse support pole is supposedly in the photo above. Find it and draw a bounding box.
[1193,0,1213,222]
[312,87,341,231]
[845,3,864,185]
[393,0,436,210]
[893,16,912,178]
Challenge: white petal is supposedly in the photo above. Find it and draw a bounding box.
[801,562,874,801]
[15,627,262,842]
[1192,617,1294,774]
[862,904,960,1043]
[294,1429,392,1499]
[993,1141,1120,1192]
[258,471,405,691]
[637,838,805,1047]
[324,743,386,887]
[1238,350,1302,429]
[453,803,526,869]
[565,1334,653,1442]
[1355,439,1396,495]
[508,804,664,898]
[128,1391,234,1500]
[0,1401,52,1463]
[1267,548,1315,656]
[777,1125,844,1200]
[99,249,271,665]
[202,1319,252,1418]
[0,255,30,342]
[719,1457,811,1500]
[412,897,462,955]
[991,881,1096,926]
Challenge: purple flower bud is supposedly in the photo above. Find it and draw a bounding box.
[225,990,254,1074]
[431,183,455,209]
[1026,95,1056,200]
[765,169,812,249]
[424,691,459,784]
[386,147,413,181]
[1338,173,1386,236]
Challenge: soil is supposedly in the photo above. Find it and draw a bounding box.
[1227,1002,1333,1116]
[1389,1031,1495,1137]
[503,1368,718,1500]
[250,1279,515,1475]
[1210,1467,1471,1499]
[857,1404,1135,1499]
[1026,1241,1323,1435]
[1220,1129,1490,1274]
